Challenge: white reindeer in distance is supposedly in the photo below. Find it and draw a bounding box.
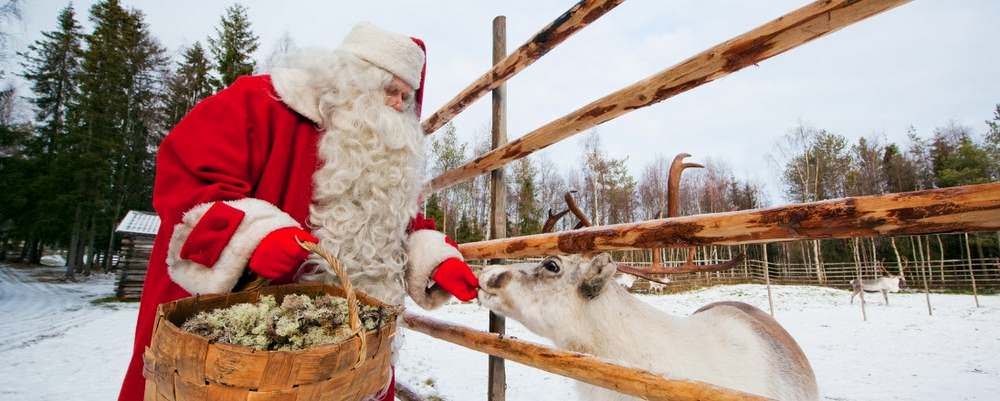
[478,253,819,401]
[850,264,906,305]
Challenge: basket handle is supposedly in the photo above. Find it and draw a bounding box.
[296,238,367,369]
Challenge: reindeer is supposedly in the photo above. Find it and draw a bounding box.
[479,158,815,400]
[849,263,907,305]
[478,253,819,401]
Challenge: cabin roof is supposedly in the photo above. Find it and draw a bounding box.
[115,210,160,236]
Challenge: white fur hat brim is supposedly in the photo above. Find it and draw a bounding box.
[338,22,425,89]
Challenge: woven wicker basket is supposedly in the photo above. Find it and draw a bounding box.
[143,242,397,401]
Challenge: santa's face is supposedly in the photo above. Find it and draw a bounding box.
[383,76,414,113]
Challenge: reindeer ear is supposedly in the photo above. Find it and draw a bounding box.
[578,253,617,300]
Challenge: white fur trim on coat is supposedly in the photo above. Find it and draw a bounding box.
[271,65,322,125]
[339,22,424,89]
[405,229,463,310]
[166,198,301,295]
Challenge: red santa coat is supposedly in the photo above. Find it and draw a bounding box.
[117,74,460,401]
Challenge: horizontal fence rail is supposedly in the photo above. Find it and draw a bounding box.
[402,312,775,401]
[428,0,911,192]
[458,183,1000,260]
[420,0,624,135]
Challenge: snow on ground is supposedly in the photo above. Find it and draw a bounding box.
[397,285,1000,401]
[1,263,997,401]
[0,264,138,401]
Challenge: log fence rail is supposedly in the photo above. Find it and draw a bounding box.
[394,1,1000,400]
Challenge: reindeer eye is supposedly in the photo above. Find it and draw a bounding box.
[543,260,560,273]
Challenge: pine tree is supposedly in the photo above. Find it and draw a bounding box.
[165,42,214,127]
[882,143,918,193]
[19,4,82,154]
[513,158,541,235]
[208,4,259,88]
[985,104,1000,180]
[930,122,991,187]
[454,213,483,243]
[424,193,445,228]
[12,3,83,263]
[429,123,467,235]
[62,0,167,275]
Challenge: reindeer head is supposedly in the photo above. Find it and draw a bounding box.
[878,264,906,291]
[477,253,617,337]
[885,275,905,292]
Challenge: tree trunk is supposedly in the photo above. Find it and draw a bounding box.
[935,235,945,284]
[25,232,41,264]
[67,204,82,279]
[741,244,748,278]
[104,214,121,272]
[799,241,810,277]
[858,237,869,278]
[31,239,43,265]
[975,233,985,263]
[727,246,734,279]
[84,215,97,276]
[17,237,29,262]
[890,237,905,278]
[782,242,791,277]
[870,237,880,274]
[812,239,824,284]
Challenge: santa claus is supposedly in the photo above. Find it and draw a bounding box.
[117,22,480,401]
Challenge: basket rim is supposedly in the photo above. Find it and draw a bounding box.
[156,282,398,354]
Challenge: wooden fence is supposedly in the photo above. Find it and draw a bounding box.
[392,1,1000,401]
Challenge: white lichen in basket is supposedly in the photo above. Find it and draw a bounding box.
[180,294,389,351]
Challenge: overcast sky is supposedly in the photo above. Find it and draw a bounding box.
[9,1,1000,204]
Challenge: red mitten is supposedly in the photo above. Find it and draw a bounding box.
[249,227,318,283]
[431,258,480,302]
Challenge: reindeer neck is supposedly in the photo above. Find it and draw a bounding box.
[557,283,683,357]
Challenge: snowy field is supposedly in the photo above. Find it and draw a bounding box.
[1,263,997,401]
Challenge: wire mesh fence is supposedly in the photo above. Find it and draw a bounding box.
[616,258,1000,294]
[485,234,1000,295]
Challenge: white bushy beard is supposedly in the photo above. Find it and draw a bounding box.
[294,52,425,307]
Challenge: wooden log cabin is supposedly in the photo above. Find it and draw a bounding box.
[114,210,159,301]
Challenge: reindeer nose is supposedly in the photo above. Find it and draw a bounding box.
[485,270,512,289]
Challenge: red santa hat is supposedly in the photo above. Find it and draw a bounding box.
[338,22,427,117]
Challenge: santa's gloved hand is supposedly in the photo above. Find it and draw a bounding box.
[249,227,318,283]
[431,258,480,301]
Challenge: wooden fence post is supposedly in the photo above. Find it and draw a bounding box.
[917,236,933,316]
[852,238,867,322]
[964,233,980,307]
[488,15,508,401]
[762,243,774,317]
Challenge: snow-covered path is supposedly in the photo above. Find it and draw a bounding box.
[0,264,138,401]
[1,263,997,401]
[0,265,119,352]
